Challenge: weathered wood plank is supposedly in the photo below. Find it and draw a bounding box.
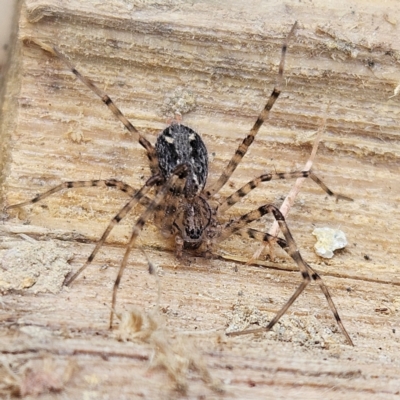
[1,0,400,398]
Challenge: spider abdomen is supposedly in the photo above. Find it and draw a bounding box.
[155,124,208,198]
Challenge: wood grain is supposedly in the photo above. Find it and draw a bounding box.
[1,0,400,398]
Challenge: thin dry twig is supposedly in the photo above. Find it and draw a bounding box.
[246,110,328,265]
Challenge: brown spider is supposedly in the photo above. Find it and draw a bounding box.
[8,22,354,345]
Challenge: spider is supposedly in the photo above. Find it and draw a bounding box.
[8,22,354,345]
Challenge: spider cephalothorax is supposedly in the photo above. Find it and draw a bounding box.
[8,23,354,345]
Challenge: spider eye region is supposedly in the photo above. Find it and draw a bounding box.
[156,124,208,198]
[183,203,205,242]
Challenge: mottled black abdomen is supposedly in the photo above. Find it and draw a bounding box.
[155,124,208,198]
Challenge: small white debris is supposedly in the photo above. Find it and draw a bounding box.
[312,227,347,259]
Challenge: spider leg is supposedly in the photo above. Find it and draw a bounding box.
[6,179,145,210]
[218,204,353,345]
[205,22,297,199]
[217,203,291,241]
[27,38,158,173]
[308,172,352,202]
[219,170,352,213]
[236,228,287,249]
[64,176,160,286]
[153,175,188,240]
[110,164,188,328]
[152,175,190,257]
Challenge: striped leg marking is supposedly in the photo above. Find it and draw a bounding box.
[64,177,159,287]
[109,164,189,328]
[222,205,353,345]
[218,170,352,214]
[205,22,298,198]
[7,179,140,210]
[56,47,158,173]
